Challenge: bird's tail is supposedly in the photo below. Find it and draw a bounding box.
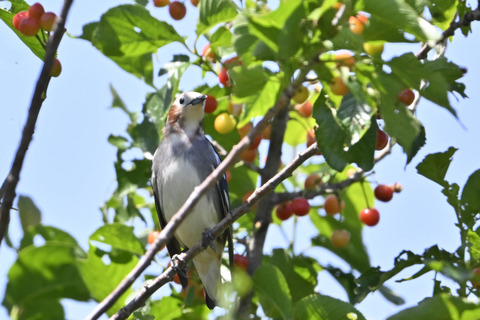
[192,245,223,309]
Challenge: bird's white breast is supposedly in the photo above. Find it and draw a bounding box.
[161,158,219,249]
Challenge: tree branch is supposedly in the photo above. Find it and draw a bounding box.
[0,0,73,248]
[416,6,480,59]
[109,144,320,320]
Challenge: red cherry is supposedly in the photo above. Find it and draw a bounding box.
[304,173,321,189]
[202,43,214,61]
[219,68,229,87]
[295,101,313,118]
[18,16,40,36]
[28,3,44,20]
[375,129,389,150]
[398,88,415,105]
[147,230,160,244]
[248,134,262,150]
[275,202,293,221]
[291,197,310,216]
[39,12,57,31]
[13,11,28,30]
[240,148,257,163]
[234,254,249,271]
[50,58,62,77]
[190,0,199,6]
[359,208,380,226]
[169,1,186,20]
[204,95,217,113]
[374,184,394,202]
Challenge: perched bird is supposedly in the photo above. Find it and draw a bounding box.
[151,92,232,309]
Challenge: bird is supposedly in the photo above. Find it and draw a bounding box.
[151,91,232,309]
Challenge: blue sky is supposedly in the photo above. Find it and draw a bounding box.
[1,0,480,319]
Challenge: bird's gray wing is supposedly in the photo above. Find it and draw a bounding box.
[152,151,189,289]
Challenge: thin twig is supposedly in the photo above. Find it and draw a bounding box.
[109,144,320,320]
[416,7,480,59]
[0,0,73,247]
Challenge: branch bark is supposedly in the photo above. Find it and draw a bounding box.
[0,0,73,248]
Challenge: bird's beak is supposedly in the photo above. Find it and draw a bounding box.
[188,95,208,106]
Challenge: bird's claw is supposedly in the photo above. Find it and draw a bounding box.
[170,254,189,288]
[202,228,216,251]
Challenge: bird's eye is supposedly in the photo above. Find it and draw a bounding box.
[179,97,185,105]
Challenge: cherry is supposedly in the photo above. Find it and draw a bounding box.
[329,76,349,96]
[214,113,236,134]
[201,43,214,61]
[225,170,232,183]
[18,16,40,36]
[190,0,199,6]
[153,0,170,7]
[248,134,262,150]
[363,42,384,56]
[375,129,389,150]
[304,173,321,189]
[307,128,316,148]
[324,194,345,215]
[169,1,186,20]
[147,230,160,244]
[349,14,367,34]
[50,58,62,77]
[204,95,217,113]
[13,11,28,30]
[291,197,310,216]
[261,124,271,140]
[360,208,380,226]
[234,254,249,271]
[393,182,403,193]
[275,202,293,221]
[237,122,253,138]
[398,88,415,105]
[334,51,355,68]
[330,229,350,248]
[293,85,309,104]
[240,148,257,163]
[39,12,57,31]
[374,184,394,202]
[295,101,313,118]
[219,67,229,87]
[28,3,44,20]
[472,268,480,289]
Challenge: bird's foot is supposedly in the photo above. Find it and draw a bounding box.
[201,228,216,251]
[170,254,189,289]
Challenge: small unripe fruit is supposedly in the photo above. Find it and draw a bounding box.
[349,15,367,34]
[304,173,321,189]
[324,194,345,215]
[363,42,384,56]
[329,76,349,96]
[214,113,237,134]
[293,85,309,104]
[237,122,253,138]
[295,101,313,118]
[201,43,214,61]
[148,230,160,245]
[50,58,62,77]
[39,12,58,31]
[331,229,350,248]
[393,182,403,193]
[169,1,186,20]
[234,254,249,270]
[334,51,355,68]
[154,0,170,7]
[374,184,394,202]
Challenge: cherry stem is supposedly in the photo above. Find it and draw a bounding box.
[360,179,371,209]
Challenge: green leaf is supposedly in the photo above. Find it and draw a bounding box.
[80,5,183,85]
[19,225,82,252]
[427,0,458,30]
[253,264,292,319]
[461,169,480,222]
[293,294,366,320]
[266,249,319,303]
[17,195,41,231]
[230,64,268,98]
[387,294,480,320]
[89,223,145,256]
[337,93,373,146]
[416,147,457,187]
[3,243,90,318]
[284,112,316,146]
[149,297,183,319]
[0,2,47,61]
[197,0,238,35]
[108,135,130,150]
[355,0,441,42]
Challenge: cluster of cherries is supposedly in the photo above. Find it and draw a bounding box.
[12,3,62,77]
[153,0,199,20]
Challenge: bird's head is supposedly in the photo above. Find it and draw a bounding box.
[165,92,207,136]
